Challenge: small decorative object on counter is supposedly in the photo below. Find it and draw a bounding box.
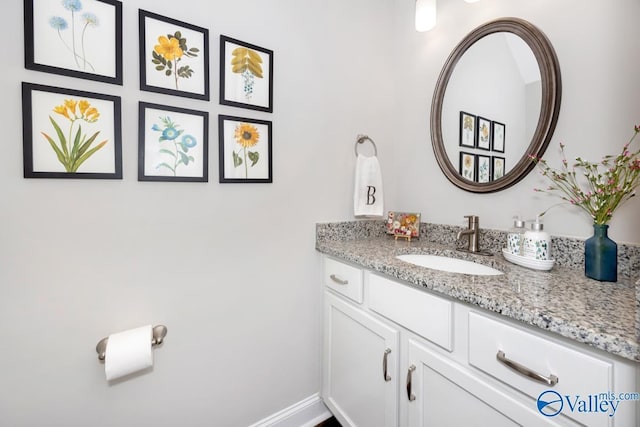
[386,211,421,241]
[531,124,640,282]
[522,216,551,260]
[506,216,526,255]
[585,224,617,282]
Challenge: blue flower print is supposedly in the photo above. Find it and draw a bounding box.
[150,116,196,176]
[49,16,68,31]
[81,12,98,26]
[62,0,82,12]
[181,135,197,149]
[161,126,182,141]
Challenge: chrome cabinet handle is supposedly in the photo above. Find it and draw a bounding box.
[406,365,416,401]
[382,348,392,381]
[497,350,559,386]
[329,274,349,285]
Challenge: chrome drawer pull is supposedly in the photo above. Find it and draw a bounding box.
[382,348,392,381]
[329,274,349,285]
[497,350,559,386]
[406,365,416,401]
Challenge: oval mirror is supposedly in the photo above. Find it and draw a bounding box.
[431,17,561,193]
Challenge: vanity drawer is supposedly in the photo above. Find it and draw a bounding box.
[369,274,453,351]
[323,257,363,303]
[468,311,612,405]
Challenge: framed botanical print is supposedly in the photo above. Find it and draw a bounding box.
[476,154,491,183]
[138,102,209,182]
[24,0,123,84]
[220,35,274,112]
[492,120,505,153]
[218,115,272,183]
[459,151,475,181]
[476,116,491,150]
[139,10,210,100]
[459,111,476,148]
[22,82,122,179]
[492,156,505,180]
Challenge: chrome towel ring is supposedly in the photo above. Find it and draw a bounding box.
[355,134,378,157]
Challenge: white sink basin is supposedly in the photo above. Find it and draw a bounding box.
[396,254,503,276]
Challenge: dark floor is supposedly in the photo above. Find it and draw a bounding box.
[315,416,342,427]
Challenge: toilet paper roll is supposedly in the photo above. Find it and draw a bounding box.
[105,325,153,381]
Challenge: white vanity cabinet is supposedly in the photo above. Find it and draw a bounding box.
[321,256,638,427]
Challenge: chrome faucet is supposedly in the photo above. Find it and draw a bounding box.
[457,215,479,252]
[456,215,492,255]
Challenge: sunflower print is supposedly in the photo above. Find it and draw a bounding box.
[233,122,261,178]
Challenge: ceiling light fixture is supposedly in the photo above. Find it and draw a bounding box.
[415,0,437,32]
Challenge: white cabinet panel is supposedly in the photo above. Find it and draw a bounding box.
[323,291,399,427]
[324,257,364,303]
[369,274,453,351]
[469,311,612,427]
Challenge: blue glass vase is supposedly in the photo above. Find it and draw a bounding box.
[584,224,617,282]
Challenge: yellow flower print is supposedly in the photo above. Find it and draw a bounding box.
[78,99,90,115]
[154,35,183,61]
[53,105,71,120]
[151,30,199,90]
[42,97,107,173]
[464,155,473,168]
[232,122,261,178]
[64,99,77,115]
[53,99,100,123]
[84,107,100,123]
[234,123,260,148]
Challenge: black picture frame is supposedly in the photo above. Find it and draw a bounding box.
[459,111,476,148]
[459,151,476,181]
[219,115,272,183]
[492,156,506,180]
[491,120,506,153]
[476,154,491,183]
[138,102,209,182]
[22,82,122,179]
[24,0,123,85]
[476,116,491,150]
[139,10,210,100]
[220,35,274,113]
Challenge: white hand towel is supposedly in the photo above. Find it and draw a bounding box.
[354,154,384,217]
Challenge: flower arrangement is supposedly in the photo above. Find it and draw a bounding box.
[530,125,640,225]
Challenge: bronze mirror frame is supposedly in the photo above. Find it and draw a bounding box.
[430,17,562,193]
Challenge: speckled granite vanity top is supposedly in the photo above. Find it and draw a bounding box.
[316,221,640,362]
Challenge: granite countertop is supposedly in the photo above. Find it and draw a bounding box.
[316,226,639,363]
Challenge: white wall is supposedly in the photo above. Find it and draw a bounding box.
[0,0,394,425]
[391,0,640,243]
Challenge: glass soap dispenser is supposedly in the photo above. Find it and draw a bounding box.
[522,216,551,260]
[507,216,526,255]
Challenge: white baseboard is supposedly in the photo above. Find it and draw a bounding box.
[248,393,332,427]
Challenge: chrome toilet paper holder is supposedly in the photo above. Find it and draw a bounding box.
[96,325,167,361]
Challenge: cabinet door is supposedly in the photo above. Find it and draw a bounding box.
[323,291,399,427]
[405,338,579,427]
